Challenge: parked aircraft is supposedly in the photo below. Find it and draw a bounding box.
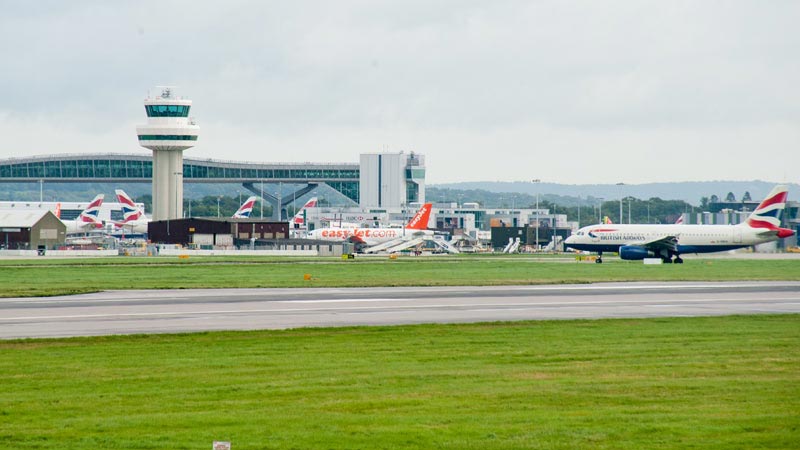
[62,194,104,233]
[107,189,150,233]
[233,196,259,219]
[291,197,318,227]
[564,185,794,263]
[307,203,434,247]
[289,197,318,237]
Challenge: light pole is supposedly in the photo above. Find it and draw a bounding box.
[173,171,182,218]
[217,196,221,218]
[616,182,624,224]
[598,198,604,224]
[628,198,631,224]
[39,179,43,202]
[532,179,541,250]
[259,180,264,219]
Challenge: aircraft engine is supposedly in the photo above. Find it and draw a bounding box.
[619,245,651,260]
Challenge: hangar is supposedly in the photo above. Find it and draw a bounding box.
[0,210,66,250]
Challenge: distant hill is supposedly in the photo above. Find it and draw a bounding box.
[431,181,800,206]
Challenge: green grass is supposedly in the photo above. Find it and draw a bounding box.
[1,315,798,449]
[1,256,799,297]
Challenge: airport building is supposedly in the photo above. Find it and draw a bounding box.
[0,210,66,250]
[0,151,422,218]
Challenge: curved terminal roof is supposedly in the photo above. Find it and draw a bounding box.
[0,153,360,202]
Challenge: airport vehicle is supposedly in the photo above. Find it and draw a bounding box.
[307,203,434,247]
[232,196,259,219]
[111,189,149,233]
[564,185,794,263]
[61,194,105,233]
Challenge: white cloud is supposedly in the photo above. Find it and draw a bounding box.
[0,1,798,184]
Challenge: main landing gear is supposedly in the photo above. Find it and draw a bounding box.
[595,252,603,264]
[661,253,684,264]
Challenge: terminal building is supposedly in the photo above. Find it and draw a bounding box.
[0,151,424,218]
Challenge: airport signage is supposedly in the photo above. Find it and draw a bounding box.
[213,441,231,450]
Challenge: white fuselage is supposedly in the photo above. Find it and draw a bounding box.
[565,223,777,255]
[62,220,102,234]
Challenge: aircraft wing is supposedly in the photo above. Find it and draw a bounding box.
[627,235,679,252]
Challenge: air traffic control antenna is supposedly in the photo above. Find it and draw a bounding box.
[136,86,200,220]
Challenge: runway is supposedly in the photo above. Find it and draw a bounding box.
[1,281,799,339]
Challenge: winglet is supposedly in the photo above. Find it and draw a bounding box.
[405,203,433,230]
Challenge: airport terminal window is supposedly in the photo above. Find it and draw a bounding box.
[138,135,198,141]
[257,169,273,179]
[78,161,93,177]
[111,160,126,177]
[207,167,224,178]
[12,164,28,177]
[143,162,152,178]
[62,160,77,177]
[275,169,289,178]
[94,160,110,178]
[0,165,10,178]
[145,104,190,117]
[128,161,144,178]
[242,168,257,179]
[28,162,44,178]
[45,161,61,177]
[224,167,241,178]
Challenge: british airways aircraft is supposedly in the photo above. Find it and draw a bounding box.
[61,194,105,233]
[564,185,795,263]
[232,196,259,219]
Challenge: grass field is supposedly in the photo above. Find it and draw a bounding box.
[1,255,799,297]
[1,315,798,449]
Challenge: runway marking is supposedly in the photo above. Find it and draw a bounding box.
[3,283,799,304]
[2,297,799,322]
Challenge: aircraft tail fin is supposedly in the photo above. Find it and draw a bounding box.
[233,196,259,219]
[292,197,318,225]
[115,189,143,223]
[78,194,104,228]
[743,185,794,238]
[405,203,433,230]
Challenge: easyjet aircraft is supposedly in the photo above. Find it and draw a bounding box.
[564,185,794,263]
[306,203,434,247]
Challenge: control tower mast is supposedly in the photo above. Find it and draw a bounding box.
[136,87,199,221]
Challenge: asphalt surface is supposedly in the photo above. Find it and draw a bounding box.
[1,281,799,339]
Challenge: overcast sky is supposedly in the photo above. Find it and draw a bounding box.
[1,1,798,184]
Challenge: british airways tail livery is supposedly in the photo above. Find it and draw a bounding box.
[564,185,794,264]
[306,203,434,247]
[292,197,318,227]
[233,196,259,219]
[62,194,105,233]
[111,190,149,233]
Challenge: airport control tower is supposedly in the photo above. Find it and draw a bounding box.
[136,87,199,221]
